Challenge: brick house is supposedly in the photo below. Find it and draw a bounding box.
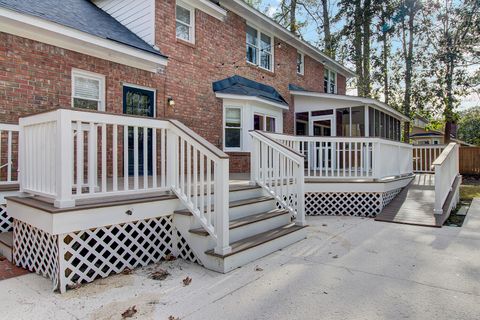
[0,0,364,173]
[1,0,449,294]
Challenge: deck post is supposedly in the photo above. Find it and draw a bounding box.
[214,158,231,255]
[166,130,179,191]
[250,138,259,185]
[295,161,306,226]
[54,109,75,208]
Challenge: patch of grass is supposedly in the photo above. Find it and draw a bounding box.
[460,185,480,201]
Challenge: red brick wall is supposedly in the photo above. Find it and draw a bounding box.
[155,1,346,171]
[337,74,347,95]
[0,33,166,124]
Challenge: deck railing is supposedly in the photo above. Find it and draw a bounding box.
[412,145,445,173]
[263,133,413,180]
[432,142,459,215]
[250,131,306,226]
[0,123,19,184]
[19,108,230,255]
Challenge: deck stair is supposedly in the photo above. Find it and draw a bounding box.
[173,183,307,273]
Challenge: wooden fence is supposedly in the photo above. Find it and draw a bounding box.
[459,147,480,175]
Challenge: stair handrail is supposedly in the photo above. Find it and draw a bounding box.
[431,142,459,214]
[249,130,306,226]
[168,119,231,255]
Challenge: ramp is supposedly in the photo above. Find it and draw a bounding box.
[375,174,460,227]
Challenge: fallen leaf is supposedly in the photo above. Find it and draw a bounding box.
[122,268,133,275]
[322,223,328,226]
[168,316,180,320]
[323,291,328,294]
[254,266,263,272]
[0,256,6,261]
[182,276,192,286]
[121,306,137,318]
[165,254,177,261]
[150,268,170,281]
[332,255,338,259]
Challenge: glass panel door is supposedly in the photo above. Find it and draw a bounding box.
[123,86,155,176]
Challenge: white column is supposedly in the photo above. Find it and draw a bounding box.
[214,158,231,255]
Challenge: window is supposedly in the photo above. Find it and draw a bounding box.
[123,85,155,117]
[176,2,194,43]
[225,108,242,149]
[297,52,304,75]
[323,68,337,93]
[72,69,105,111]
[246,25,273,71]
[254,114,276,132]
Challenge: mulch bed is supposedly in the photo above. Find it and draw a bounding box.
[0,256,30,280]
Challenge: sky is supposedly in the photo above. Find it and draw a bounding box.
[255,0,479,111]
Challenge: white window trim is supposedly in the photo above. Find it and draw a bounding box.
[246,23,274,72]
[176,0,195,44]
[297,51,305,75]
[254,112,277,132]
[71,68,105,111]
[324,68,337,94]
[224,106,243,151]
[122,83,157,118]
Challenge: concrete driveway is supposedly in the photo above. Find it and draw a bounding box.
[1,200,479,320]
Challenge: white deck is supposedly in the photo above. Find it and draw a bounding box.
[2,201,480,319]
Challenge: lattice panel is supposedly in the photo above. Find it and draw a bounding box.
[305,192,382,217]
[13,220,60,289]
[176,230,201,265]
[382,188,402,208]
[60,216,177,289]
[0,205,12,233]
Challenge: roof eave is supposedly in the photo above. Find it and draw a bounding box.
[215,92,289,110]
[0,7,168,72]
[290,90,410,121]
[220,0,356,78]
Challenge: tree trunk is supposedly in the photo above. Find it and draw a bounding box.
[402,2,415,142]
[444,56,455,143]
[290,0,297,34]
[321,0,334,58]
[362,0,372,97]
[354,0,364,96]
[381,7,389,104]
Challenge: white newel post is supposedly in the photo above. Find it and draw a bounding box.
[373,141,382,179]
[250,138,259,185]
[214,158,231,255]
[18,119,25,193]
[295,161,306,226]
[167,130,179,191]
[54,109,75,208]
[433,163,443,215]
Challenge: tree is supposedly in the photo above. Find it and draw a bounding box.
[421,0,480,143]
[457,106,480,145]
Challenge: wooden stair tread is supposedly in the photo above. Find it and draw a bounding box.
[0,232,13,247]
[189,209,289,236]
[174,196,274,216]
[205,224,306,258]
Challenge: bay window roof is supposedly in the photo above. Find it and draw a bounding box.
[213,75,288,109]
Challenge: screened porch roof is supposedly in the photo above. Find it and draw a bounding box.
[290,90,410,122]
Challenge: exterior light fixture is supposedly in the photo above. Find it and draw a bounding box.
[167,97,175,107]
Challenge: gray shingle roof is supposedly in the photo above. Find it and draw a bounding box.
[213,75,288,107]
[0,0,165,57]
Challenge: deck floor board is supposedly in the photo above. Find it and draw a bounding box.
[375,174,452,227]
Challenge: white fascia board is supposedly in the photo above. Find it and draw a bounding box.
[215,93,289,110]
[290,90,410,122]
[219,0,356,78]
[0,7,167,72]
[182,0,227,21]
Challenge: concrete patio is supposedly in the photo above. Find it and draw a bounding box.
[1,199,479,320]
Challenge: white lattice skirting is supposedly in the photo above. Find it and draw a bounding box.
[305,188,402,217]
[13,216,199,293]
[0,205,12,233]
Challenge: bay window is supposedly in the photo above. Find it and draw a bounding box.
[225,107,242,149]
[246,25,273,71]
